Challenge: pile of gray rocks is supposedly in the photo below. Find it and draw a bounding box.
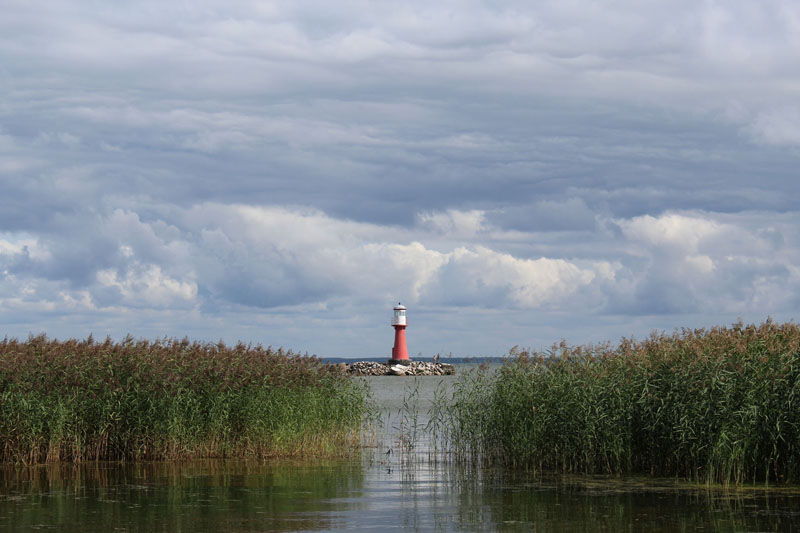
[345,360,455,376]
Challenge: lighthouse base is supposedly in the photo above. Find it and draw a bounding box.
[388,358,412,366]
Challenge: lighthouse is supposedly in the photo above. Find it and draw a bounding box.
[389,303,411,366]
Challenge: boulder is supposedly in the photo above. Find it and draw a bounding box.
[388,365,408,376]
[344,360,456,376]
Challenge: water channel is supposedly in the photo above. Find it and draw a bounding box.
[2,372,800,531]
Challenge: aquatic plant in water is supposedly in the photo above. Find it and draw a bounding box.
[0,335,369,464]
[439,320,800,486]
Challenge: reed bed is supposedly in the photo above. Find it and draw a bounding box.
[0,335,368,464]
[440,320,800,485]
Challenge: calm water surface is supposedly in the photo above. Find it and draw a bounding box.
[2,372,800,531]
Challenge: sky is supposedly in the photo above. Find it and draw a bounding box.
[1,1,799,358]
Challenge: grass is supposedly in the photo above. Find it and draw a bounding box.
[0,334,369,464]
[438,320,800,485]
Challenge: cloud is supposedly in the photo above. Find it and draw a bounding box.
[180,204,605,310]
[617,213,723,253]
[2,202,799,354]
[428,246,602,308]
[96,264,196,308]
[608,212,800,315]
[1,1,800,355]
[489,198,597,232]
[1,204,611,312]
[418,209,486,238]
[748,108,800,146]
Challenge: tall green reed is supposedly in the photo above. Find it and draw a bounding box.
[0,335,369,464]
[440,320,800,485]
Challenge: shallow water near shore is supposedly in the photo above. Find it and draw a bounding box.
[3,372,800,531]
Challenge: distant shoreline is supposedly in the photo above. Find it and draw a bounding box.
[321,356,500,365]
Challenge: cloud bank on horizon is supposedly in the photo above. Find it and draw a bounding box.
[1,1,799,357]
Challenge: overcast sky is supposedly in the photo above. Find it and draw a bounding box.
[1,1,799,357]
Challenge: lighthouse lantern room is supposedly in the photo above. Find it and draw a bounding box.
[389,303,411,366]
[392,304,407,326]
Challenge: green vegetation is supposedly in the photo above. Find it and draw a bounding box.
[0,335,368,464]
[438,320,800,485]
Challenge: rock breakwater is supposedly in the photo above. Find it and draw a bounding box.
[345,361,455,376]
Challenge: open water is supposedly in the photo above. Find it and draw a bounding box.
[2,371,800,531]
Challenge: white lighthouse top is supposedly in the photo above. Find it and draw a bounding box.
[392,302,407,326]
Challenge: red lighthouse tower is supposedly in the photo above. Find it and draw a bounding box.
[389,303,411,366]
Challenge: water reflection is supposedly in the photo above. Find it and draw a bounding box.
[471,471,800,532]
[3,454,800,531]
[0,461,364,531]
